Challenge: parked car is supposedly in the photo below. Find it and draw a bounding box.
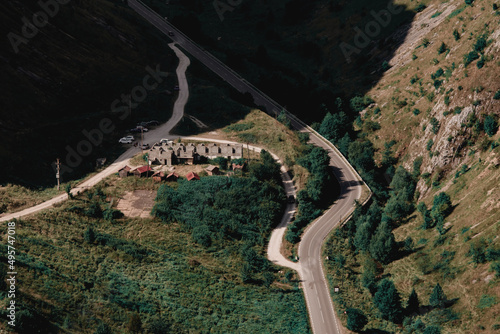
[141,143,150,150]
[124,135,135,141]
[160,138,173,144]
[130,126,148,133]
[146,120,160,126]
[119,137,133,144]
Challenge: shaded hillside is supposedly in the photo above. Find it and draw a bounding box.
[0,0,177,186]
[144,0,417,123]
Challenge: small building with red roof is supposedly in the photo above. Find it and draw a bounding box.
[186,171,200,181]
[132,165,153,178]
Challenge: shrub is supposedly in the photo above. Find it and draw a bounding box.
[422,38,430,48]
[474,34,488,53]
[413,108,421,116]
[427,139,434,151]
[350,96,375,112]
[381,60,391,71]
[431,68,444,79]
[346,308,368,332]
[437,42,447,54]
[477,294,497,309]
[463,51,480,66]
[416,4,427,12]
[430,117,440,134]
[484,115,498,137]
[494,91,500,100]
[477,56,485,69]
[467,242,487,264]
[453,29,460,40]
[224,122,255,132]
[465,0,474,5]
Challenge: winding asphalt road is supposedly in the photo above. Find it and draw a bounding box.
[127,1,370,333]
[1,2,370,333]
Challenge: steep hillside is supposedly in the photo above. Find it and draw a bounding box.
[0,0,178,186]
[143,0,418,122]
[321,0,500,332]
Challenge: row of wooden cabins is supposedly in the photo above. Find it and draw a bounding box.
[118,165,209,182]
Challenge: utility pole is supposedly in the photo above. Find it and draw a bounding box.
[55,158,61,190]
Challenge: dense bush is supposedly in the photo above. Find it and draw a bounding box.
[153,165,284,250]
[346,308,368,332]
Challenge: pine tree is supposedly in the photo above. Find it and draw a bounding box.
[373,279,403,322]
[429,283,447,308]
[354,222,374,251]
[369,222,397,264]
[406,288,420,314]
[346,308,368,332]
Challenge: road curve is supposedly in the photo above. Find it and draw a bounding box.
[0,43,191,223]
[180,136,301,272]
[127,1,370,333]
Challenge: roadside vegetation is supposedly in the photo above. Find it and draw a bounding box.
[0,158,310,333]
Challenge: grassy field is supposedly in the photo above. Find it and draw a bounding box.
[0,172,311,333]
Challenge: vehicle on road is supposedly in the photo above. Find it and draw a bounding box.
[124,135,135,141]
[146,120,160,126]
[130,126,149,133]
[119,138,133,144]
[160,138,173,144]
[141,143,150,150]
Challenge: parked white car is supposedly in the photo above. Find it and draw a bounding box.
[119,137,133,144]
[124,135,135,141]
